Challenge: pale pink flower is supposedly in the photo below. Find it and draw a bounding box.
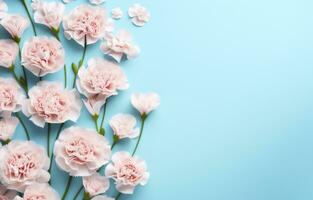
[111,7,123,20]
[109,114,139,139]
[0,112,19,142]
[19,183,59,200]
[31,0,65,30]
[91,196,114,200]
[89,0,105,5]
[131,92,160,116]
[0,141,50,192]
[54,126,111,176]
[21,36,65,77]
[0,39,19,68]
[128,4,150,27]
[100,30,140,63]
[0,0,8,19]
[63,5,113,46]
[77,58,128,115]
[0,14,29,39]
[0,184,17,200]
[105,151,149,194]
[22,81,82,128]
[83,172,109,197]
[0,78,25,112]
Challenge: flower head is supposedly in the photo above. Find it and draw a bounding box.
[0,112,19,142]
[22,36,65,77]
[54,126,111,176]
[0,14,29,40]
[77,58,128,115]
[111,7,123,20]
[17,183,59,200]
[63,5,113,46]
[0,39,19,68]
[22,81,82,128]
[31,0,65,30]
[128,4,150,27]
[105,151,149,194]
[83,172,109,197]
[0,141,50,192]
[100,30,140,63]
[131,92,160,116]
[109,114,139,139]
[0,78,25,113]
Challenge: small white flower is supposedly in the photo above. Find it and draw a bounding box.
[111,7,123,20]
[109,113,139,139]
[128,4,150,27]
[83,173,110,197]
[131,92,160,116]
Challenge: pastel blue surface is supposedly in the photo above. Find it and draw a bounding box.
[2,0,313,199]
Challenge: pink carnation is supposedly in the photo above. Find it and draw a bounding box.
[0,112,19,142]
[105,151,149,194]
[54,126,111,176]
[131,92,160,116]
[100,30,140,63]
[128,4,150,27]
[0,14,29,39]
[0,78,25,113]
[77,58,128,115]
[83,172,109,197]
[21,36,65,77]
[63,5,113,46]
[22,81,82,128]
[17,183,59,200]
[109,114,139,139]
[31,0,65,30]
[0,141,50,192]
[0,39,19,68]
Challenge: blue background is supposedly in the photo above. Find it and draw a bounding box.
[2,0,313,199]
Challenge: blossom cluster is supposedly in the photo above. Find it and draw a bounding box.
[0,0,158,200]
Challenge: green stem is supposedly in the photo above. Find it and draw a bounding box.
[63,65,67,88]
[49,123,65,173]
[61,176,72,200]
[72,37,87,88]
[115,192,122,200]
[15,113,30,140]
[91,114,99,132]
[73,186,83,200]
[17,44,29,94]
[47,123,51,157]
[132,115,147,156]
[99,102,107,135]
[21,0,37,36]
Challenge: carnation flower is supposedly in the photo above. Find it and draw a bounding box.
[0,77,25,112]
[109,114,139,139]
[21,36,65,77]
[0,112,19,142]
[111,7,123,20]
[0,141,50,192]
[91,196,114,200]
[83,172,110,197]
[131,92,160,116]
[31,0,65,30]
[54,126,111,176]
[100,30,140,62]
[0,184,17,200]
[63,4,113,46]
[89,0,105,5]
[77,58,128,115]
[22,81,82,128]
[16,183,59,200]
[0,39,19,68]
[0,14,29,40]
[105,151,149,194]
[128,4,150,27]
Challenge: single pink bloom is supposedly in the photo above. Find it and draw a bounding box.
[0,39,19,68]
[0,78,25,113]
[131,92,160,116]
[83,172,110,197]
[0,112,19,142]
[128,4,150,27]
[109,113,139,139]
[0,14,29,39]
